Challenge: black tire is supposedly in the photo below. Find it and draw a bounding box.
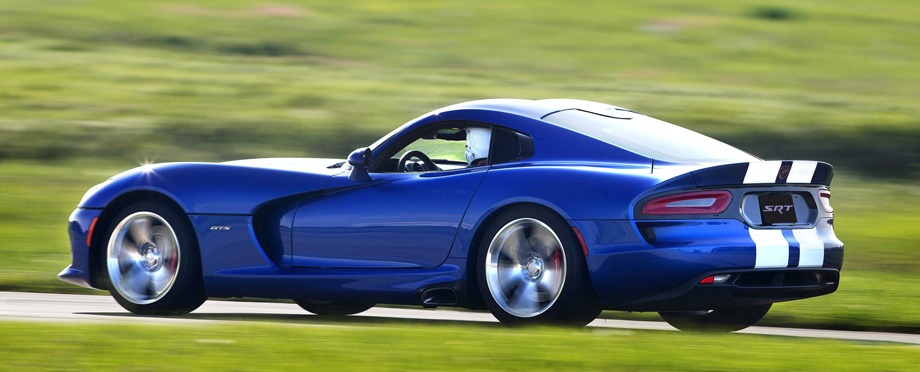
[294,300,375,316]
[659,304,772,332]
[476,205,602,326]
[101,201,206,315]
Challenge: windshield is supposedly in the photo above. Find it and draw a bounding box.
[543,109,759,163]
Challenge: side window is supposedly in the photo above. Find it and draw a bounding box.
[401,134,467,163]
[490,127,534,165]
[379,125,493,173]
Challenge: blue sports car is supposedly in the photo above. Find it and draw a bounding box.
[60,99,843,331]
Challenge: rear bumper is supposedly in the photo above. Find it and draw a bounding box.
[58,208,104,289]
[574,218,843,311]
[610,268,839,311]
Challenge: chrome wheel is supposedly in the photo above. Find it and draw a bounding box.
[106,212,180,305]
[485,218,566,318]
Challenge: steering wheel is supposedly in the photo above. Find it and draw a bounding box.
[398,150,438,172]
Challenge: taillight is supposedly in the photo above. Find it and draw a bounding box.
[819,190,833,213]
[641,191,732,215]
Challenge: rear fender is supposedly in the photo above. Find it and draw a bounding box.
[448,164,668,260]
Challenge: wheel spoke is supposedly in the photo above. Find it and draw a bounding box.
[117,255,139,273]
[123,265,148,297]
[149,226,169,244]
[528,232,556,258]
[499,229,528,264]
[128,217,153,246]
[498,268,526,294]
[148,269,170,295]
[535,277,558,302]
[116,240,143,272]
[497,266,521,283]
[118,238,140,258]
[150,226,176,257]
[507,281,537,313]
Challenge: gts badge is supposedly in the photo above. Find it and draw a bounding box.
[210,226,231,231]
[762,205,794,214]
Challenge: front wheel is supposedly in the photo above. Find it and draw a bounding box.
[294,300,375,317]
[476,206,602,326]
[659,304,772,332]
[103,201,206,315]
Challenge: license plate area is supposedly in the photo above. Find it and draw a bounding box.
[759,194,797,225]
[740,189,820,228]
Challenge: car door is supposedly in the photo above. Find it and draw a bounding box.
[290,168,488,268]
[290,123,491,268]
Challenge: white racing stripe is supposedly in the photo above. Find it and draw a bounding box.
[793,228,825,267]
[787,161,818,184]
[743,161,783,184]
[749,228,789,268]
[743,160,819,184]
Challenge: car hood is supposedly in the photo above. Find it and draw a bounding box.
[80,158,347,214]
[221,158,344,172]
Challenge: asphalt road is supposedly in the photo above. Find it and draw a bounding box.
[3,291,918,345]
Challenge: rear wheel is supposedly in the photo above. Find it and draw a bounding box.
[476,206,602,326]
[294,300,375,316]
[659,304,772,332]
[103,201,206,315]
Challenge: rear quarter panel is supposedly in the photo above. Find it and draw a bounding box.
[448,163,679,259]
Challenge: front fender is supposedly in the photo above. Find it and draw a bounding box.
[79,162,340,214]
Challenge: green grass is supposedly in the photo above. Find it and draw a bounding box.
[1,321,919,371]
[1,0,919,337]
[0,161,124,294]
[0,0,918,177]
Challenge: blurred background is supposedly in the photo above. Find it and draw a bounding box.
[1,0,918,338]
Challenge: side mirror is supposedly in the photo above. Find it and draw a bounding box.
[347,147,373,182]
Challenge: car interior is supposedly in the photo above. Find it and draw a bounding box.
[372,122,535,173]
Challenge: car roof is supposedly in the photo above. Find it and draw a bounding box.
[436,98,633,121]
[417,98,756,166]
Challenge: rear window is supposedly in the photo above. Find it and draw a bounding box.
[543,109,759,163]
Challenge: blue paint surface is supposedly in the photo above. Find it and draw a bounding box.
[62,99,844,310]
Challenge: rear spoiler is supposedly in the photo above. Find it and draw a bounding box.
[691,161,834,187]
